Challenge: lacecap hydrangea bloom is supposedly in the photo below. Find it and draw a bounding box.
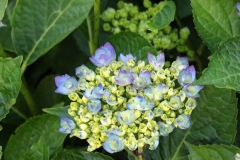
[55,42,203,154]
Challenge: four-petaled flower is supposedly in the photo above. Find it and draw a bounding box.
[148,52,165,70]
[103,134,124,153]
[90,42,116,67]
[55,74,78,95]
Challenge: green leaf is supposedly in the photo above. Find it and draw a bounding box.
[152,85,237,160]
[0,146,2,160]
[147,1,176,30]
[0,0,16,52]
[107,32,157,62]
[194,36,240,91]
[81,151,114,160]
[52,149,84,160]
[52,150,114,160]
[0,56,22,121]
[187,144,240,160]
[20,136,49,160]
[4,114,67,160]
[43,105,72,120]
[0,0,7,21]
[174,0,192,19]
[191,0,240,52]
[12,0,94,67]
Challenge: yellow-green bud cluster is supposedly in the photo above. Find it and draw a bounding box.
[63,54,199,152]
[101,1,192,54]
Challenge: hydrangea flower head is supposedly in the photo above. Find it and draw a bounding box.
[55,74,78,95]
[55,42,204,155]
[90,42,116,67]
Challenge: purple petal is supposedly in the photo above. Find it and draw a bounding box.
[118,53,136,64]
[139,70,151,85]
[183,85,204,98]
[114,70,133,86]
[55,74,70,87]
[90,42,116,67]
[178,65,196,86]
[237,2,240,10]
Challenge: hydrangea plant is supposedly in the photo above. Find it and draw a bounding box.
[1,0,240,160]
[55,42,203,158]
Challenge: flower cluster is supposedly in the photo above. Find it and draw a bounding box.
[55,42,203,153]
[101,0,193,56]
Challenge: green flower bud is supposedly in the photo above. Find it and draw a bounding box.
[117,1,124,9]
[129,6,139,16]
[113,27,121,34]
[163,25,172,34]
[143,0,152,8]
[129,23,138,32]
[70,102,79,111]
[187,50,195,58]
[101,8,116,22]
[68,92,79,101]
[103,23,111,32]
[180,27,190,40]
[138,12,148,21]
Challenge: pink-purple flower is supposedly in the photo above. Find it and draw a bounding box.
[55,74,78,95]
[118,53,136,64]
[90,42,116,67]
[114,70,133,86]
[178,65,196,86]
[148,52,165,70]
[132,70,151,90]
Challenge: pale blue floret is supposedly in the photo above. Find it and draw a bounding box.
[105,91,118,106]
[158,122,174,136]
[75,65,89,78]
[178,65,196,86]
[169,96,182,110]
[171,56,189,72]
[174,114,191,129]
[90,42,116,67]
[183,84,204,98]
[83,83,104,99]
[55,74,78,95]
[117,109,141,125]
[103,133,124,153]
[118,53,136,64]
[87,99,102,114]
[147,136,159,150]
[127,95,154,111]
[132,70,151,90]
[114,70,134,86]
[58,117,75,134]
[148,52,165,70]
[155,83,169,94]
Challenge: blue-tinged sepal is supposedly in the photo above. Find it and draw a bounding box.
[174,114,191,129]
[103,133,124,153]
[58,117,75,134]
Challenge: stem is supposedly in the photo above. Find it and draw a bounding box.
[11,106,28,120]
[87,16,94,55]
[93,0,100,52]
[21,78,39,116]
